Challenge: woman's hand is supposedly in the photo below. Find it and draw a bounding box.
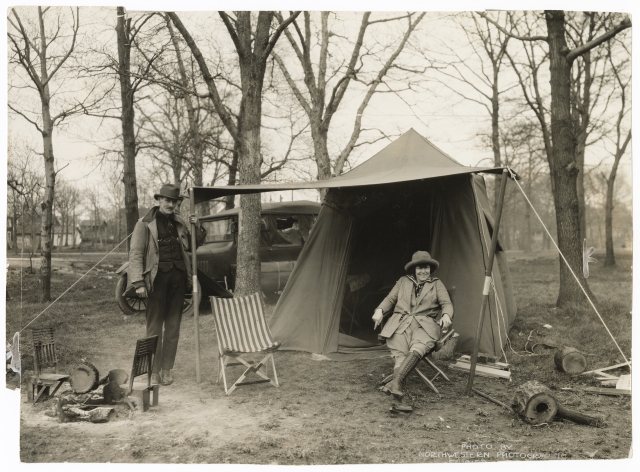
[372,309,384,329]
[439,314,452,331]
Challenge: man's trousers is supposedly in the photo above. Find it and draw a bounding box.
[145,267,186,373]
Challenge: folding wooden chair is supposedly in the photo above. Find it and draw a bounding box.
[378,287,457,394]
[28,328,70,403]
[210,293,280,395]
[123,335,159,412]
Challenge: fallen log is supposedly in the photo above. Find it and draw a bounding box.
[556,405,602,427]
[554,347,587,374]
[511,380,558,425]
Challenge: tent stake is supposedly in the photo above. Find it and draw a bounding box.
[189,187,202,384]
[465,169,509,396]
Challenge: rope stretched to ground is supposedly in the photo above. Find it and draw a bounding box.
[506,167,630,366]
[19,234,132,333]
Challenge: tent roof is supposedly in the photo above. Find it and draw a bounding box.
[192,129,506,204]
[200,200,321,220]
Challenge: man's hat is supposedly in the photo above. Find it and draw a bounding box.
[154,183,183,201]
[404,250,439,273]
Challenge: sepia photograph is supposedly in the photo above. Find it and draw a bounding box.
[3,0,635,467]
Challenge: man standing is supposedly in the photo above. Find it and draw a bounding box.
[126,184,206,386]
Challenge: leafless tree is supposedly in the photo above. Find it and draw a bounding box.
[270,12,424,195]
[600,37,631,267]
[482,10,631,306]
[168,11,300,296]
[8,6,106,300]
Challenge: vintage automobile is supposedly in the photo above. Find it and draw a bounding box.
[115,200,321,316]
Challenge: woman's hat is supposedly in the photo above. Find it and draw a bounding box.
[404,250,439,273]
[154,183,183,201]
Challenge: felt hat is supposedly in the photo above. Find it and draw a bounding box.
[154,183,183,201]
[404,250,439,273]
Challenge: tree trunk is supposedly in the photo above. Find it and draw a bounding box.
[545,11,595,306]
[511,380,558,425]
[224,142,239,210]
[234,63,264,297]
[604,175,616,267]
[311,124,332,200]
[117,7,140,244]
[39,97,55,302]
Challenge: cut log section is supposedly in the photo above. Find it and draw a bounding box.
[554,347,587,374]
[556,405,602,427]
[69,362,100,394]
[511,380,558,425]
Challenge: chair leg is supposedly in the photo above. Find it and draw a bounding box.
[269,354,279,388]
[48,380,65,398]
[34,384,49,403]
[378,374,393,387]
[142,388,150,412]
[414,367,439,394]
[151,385,159,406]
[422,357,450,382]
[220,357,229,395]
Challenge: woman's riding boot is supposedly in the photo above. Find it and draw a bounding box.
[383,351,422,400]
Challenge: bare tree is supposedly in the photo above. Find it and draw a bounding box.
[601,37,631,267]
[271,12,424,194]
[7,6,105,300]
[168,11,300,296]
[433,12,512,211]
[482,10,631,306]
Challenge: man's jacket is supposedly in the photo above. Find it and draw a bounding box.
[377,276,454,341]
[126,207,206,294]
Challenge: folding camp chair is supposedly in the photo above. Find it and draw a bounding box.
[210,293,280,395]
[378,287,457,394]
[123,335,159,412]
[28,328,70,403]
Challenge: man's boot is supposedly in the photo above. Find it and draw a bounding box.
[383,351,422,400]
[160,369,174,386]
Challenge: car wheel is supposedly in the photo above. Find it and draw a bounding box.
[183,280,202,317]
[115,272,147,315]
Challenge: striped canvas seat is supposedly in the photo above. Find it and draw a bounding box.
[210,293,280,395]
[211,293,279,354]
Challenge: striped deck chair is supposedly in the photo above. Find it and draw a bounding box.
[210,293,281,395]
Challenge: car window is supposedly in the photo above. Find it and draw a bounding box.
[202,218,234,243]
[272,215,304,246]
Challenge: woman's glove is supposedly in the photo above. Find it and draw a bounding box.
[372,309,384,329]
[439,314,452,330]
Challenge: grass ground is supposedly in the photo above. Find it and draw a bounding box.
[6,250,632,464]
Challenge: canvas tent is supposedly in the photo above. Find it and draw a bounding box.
[191,129,517,357]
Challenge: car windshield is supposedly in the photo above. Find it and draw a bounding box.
[202,218,234,243]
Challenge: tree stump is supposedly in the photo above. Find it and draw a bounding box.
[69,362,100,393]
[511,380,558,425]
[554,347,587,374]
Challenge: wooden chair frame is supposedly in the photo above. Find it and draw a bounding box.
[211,294,280,396]
[28,328,69,403]
[123,335,159,412]
[378,287,457,394]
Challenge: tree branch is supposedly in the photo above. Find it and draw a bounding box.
[567,17,631,62]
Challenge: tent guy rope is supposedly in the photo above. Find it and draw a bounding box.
[19,234,132,333]
[506,167,630,367]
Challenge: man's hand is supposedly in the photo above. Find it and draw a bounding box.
[136,286,148,298]
[372,309,384,329]
[188,214,199,226]
[439,314,452,331]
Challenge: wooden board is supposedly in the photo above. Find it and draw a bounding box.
[582,360,631,375]
[457,355,510,370]
[450,362,512,379]
[584,387,631,396]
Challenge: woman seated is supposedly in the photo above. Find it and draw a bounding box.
[372,251,453,400]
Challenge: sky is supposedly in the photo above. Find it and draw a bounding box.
[2,1,639,471]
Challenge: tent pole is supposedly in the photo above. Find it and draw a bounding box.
[465,169,509,395]
[189,188,201,384]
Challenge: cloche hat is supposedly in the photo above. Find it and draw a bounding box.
[404,250,439,273]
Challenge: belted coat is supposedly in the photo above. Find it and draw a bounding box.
[377,276,454,341]
[126,207,206,294]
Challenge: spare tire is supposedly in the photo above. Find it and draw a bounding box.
[115,273,147,316]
